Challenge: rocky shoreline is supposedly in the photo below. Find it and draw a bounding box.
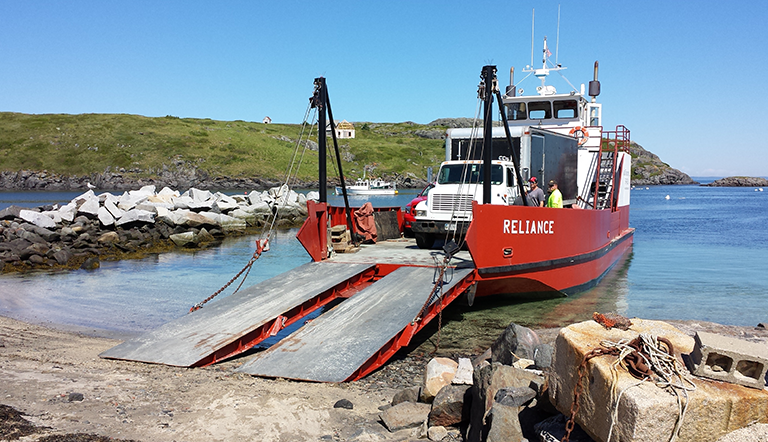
[702,176,768,187]
[0,185,312,272]
[0,169,430,192]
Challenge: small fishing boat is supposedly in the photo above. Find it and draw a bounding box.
[335,176,397,195]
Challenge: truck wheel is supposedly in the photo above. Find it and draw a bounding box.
[415,233,435,249]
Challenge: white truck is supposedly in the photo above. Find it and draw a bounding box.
[411,126,580,249]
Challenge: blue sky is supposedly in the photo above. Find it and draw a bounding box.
[1,1,767,177]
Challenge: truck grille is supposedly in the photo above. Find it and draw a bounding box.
[431,193,474,212]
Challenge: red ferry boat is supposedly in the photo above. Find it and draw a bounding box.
[300,39,633,300]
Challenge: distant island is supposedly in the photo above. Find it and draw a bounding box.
[0,113,695,190]
[703,176,768,187]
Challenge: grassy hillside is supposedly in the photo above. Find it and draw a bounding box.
[0,113,447,183]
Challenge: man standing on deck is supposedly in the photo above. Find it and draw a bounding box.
[547,180,563,208]
[526,177,545,207]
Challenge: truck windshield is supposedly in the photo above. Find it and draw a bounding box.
[437,164,504,185]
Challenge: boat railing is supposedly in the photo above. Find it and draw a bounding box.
[589,125,631,211]
[602,125,631,153]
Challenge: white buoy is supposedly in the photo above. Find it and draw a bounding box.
[646,187,649,190]
[760,188,764,192]
[665,195,670,200]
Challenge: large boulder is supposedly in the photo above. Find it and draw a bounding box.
[126,185,156,197]
[157,186,180,198]
[19,210,56,229]
[52,248,73,265]
[0,205,25,220]
[453,357,474,385]
[117,193,148,211]
[115,209,155,226]
[379,402,431,432]
[491,323,541,365]
[422,357,458,403]
[485,403,525,442]
[467,363,545,442]
[76,197,100,218]
[58,202,78,222]
[391,386,421,406]
[104,198,125,219]
[188,187,213,202]
[172,209,216,228]
[97,207,115,227]
[41,210,63,224]
[171,195,194,210]
[247,190,265,205]
[428,384,471,427]
[154,206,175,225]
[97,231,119,244]
[170,231,198,247]
[199,212,246,233]
[213,192,240,212]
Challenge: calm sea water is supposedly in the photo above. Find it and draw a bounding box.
[1,183,766,354]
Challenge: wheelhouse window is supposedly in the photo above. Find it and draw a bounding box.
[438,164,504,185]
[506,102,527,121]
[554,100,579,119]
[527,101,552,119]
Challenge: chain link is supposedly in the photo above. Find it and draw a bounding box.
[189,239,268,313]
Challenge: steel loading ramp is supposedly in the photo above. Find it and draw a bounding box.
[236,266,475,382]
[100,262,376,367]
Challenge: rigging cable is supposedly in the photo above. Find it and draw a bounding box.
[190,99,317,312]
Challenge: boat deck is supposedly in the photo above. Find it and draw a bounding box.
[328,237,474,268]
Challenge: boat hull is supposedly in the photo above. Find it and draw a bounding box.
[465,203,633,297]
[335,186,397,195]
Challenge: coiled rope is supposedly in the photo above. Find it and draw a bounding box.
[562,333,696,442]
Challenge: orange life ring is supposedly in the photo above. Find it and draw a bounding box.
[569,126,589,145]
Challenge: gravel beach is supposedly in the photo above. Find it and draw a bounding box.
[2,315,767,441]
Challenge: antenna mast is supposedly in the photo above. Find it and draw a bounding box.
[556,5,561,65]
[530,9,535,67]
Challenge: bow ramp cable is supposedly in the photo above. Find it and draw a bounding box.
[190,99,319,313]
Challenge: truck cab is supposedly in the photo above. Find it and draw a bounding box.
[411,159,519,249]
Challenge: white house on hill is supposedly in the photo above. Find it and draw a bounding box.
[326,120,355,139]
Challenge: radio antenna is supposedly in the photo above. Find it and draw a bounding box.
[555,5,561,65]
[530,9,535,67]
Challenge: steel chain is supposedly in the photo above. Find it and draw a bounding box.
[562,335,677,442]
[562,348,615,442]
[189,240,266,313]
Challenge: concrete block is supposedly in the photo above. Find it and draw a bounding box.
[690,331,768,389]
[549,319,768,442]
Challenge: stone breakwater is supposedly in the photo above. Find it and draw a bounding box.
[0,185,315,272]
